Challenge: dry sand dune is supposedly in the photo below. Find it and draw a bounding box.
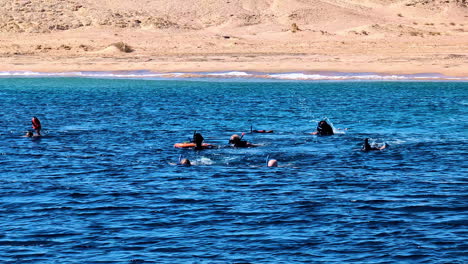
[0,0,467,76]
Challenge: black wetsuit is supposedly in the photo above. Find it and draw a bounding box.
[193,133,204,149]
[234,140,249,148]
[362,141,373,151]
[362,139,381,151]
[229,138,250,148]
[317,122,334,136]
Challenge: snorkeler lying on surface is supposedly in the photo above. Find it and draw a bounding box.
[361,138,387,151]
[251,125,273,133]
[229,134,256,148]
[179,158,191,166]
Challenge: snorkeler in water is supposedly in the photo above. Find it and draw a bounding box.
[362,138,387,151]
[251,125,273,133]
[312,120,334,136]
[193,132,205,150]
[267,159,278,167]
[179,158,192,166]
[169,155,192,166]
[31,116,42,136]
[174,132,215,149]
[229,134,255,148]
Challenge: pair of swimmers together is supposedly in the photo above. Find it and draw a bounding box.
[178,156,279,167]
[173,132,255,150]
[24,117,42,137]
[191,133,255,148]
[312,120,387,151]
[179,158,279,167]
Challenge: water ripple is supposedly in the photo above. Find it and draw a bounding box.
[0,79,466,263]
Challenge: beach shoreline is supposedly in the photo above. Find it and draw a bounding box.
[1,68,466,81]
[1,52,467,78]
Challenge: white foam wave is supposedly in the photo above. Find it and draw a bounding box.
[0,71,173,79]
[206,71,252,77]
[0,71,42,76]
[0,70,466,81]
[268,73,410,80]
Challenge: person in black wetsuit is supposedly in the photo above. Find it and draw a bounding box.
[362,138,387,151]
[315,120,334,136]
[229,134,253,148]
[193,133,205,150]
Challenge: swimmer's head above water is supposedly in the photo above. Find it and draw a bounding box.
[316,120,334,136]
[229,134,240,143]
[179,158,191,166]
[267,159,278,167]
[229,134,251,148]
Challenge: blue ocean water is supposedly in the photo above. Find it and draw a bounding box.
[0,78,466,264]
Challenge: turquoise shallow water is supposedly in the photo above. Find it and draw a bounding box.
[0,78,467,263]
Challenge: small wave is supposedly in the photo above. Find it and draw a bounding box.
[267,73,409,80]
[0,70,170,79]
[0,240,59,246]
[206,71,252,77]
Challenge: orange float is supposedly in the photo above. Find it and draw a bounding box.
[174,143,215,149]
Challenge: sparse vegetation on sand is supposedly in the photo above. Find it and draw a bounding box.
[110,42,133,53]
[0,0,466,76]
[291,23,300,33]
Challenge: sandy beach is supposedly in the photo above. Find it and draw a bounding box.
[1,0,467,77]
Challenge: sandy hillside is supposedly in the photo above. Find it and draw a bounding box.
[0,0,467,76]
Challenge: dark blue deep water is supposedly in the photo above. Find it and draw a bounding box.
[0,78,467,264]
